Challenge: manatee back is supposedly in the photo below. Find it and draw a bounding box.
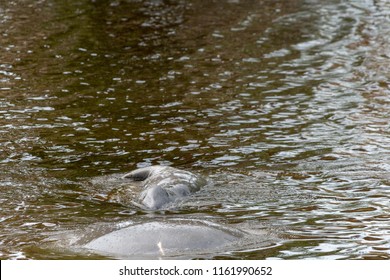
[84,220,244,259]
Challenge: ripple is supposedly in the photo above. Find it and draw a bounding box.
[1,0,390,260]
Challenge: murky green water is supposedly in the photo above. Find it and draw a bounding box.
[1,0,390,259]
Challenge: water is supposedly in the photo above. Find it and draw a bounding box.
[1,0,390,259]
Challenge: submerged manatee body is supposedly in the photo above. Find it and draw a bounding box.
[109,166,207,210]
[78,168,272,259]
[82,167,247,259]
[84,219,245,259]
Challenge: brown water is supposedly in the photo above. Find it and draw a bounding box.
[1,0,390,259]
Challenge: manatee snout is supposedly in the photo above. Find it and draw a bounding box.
[109,166,207,210]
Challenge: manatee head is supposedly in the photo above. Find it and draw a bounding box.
[108,166,207,210]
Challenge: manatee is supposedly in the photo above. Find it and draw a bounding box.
[107,166,207,210]
[84,219,245,259]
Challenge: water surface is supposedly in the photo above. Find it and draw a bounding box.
[1,0,390,259]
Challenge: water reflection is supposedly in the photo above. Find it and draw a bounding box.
[0,0,390,259]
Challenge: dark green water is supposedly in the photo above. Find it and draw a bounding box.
[1,0,389,259]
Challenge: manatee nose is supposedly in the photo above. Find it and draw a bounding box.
[139,186,170,210]
[122,169,151,181]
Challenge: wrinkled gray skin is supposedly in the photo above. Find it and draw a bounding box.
[84,220,245,259]
[119,166,207,210]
